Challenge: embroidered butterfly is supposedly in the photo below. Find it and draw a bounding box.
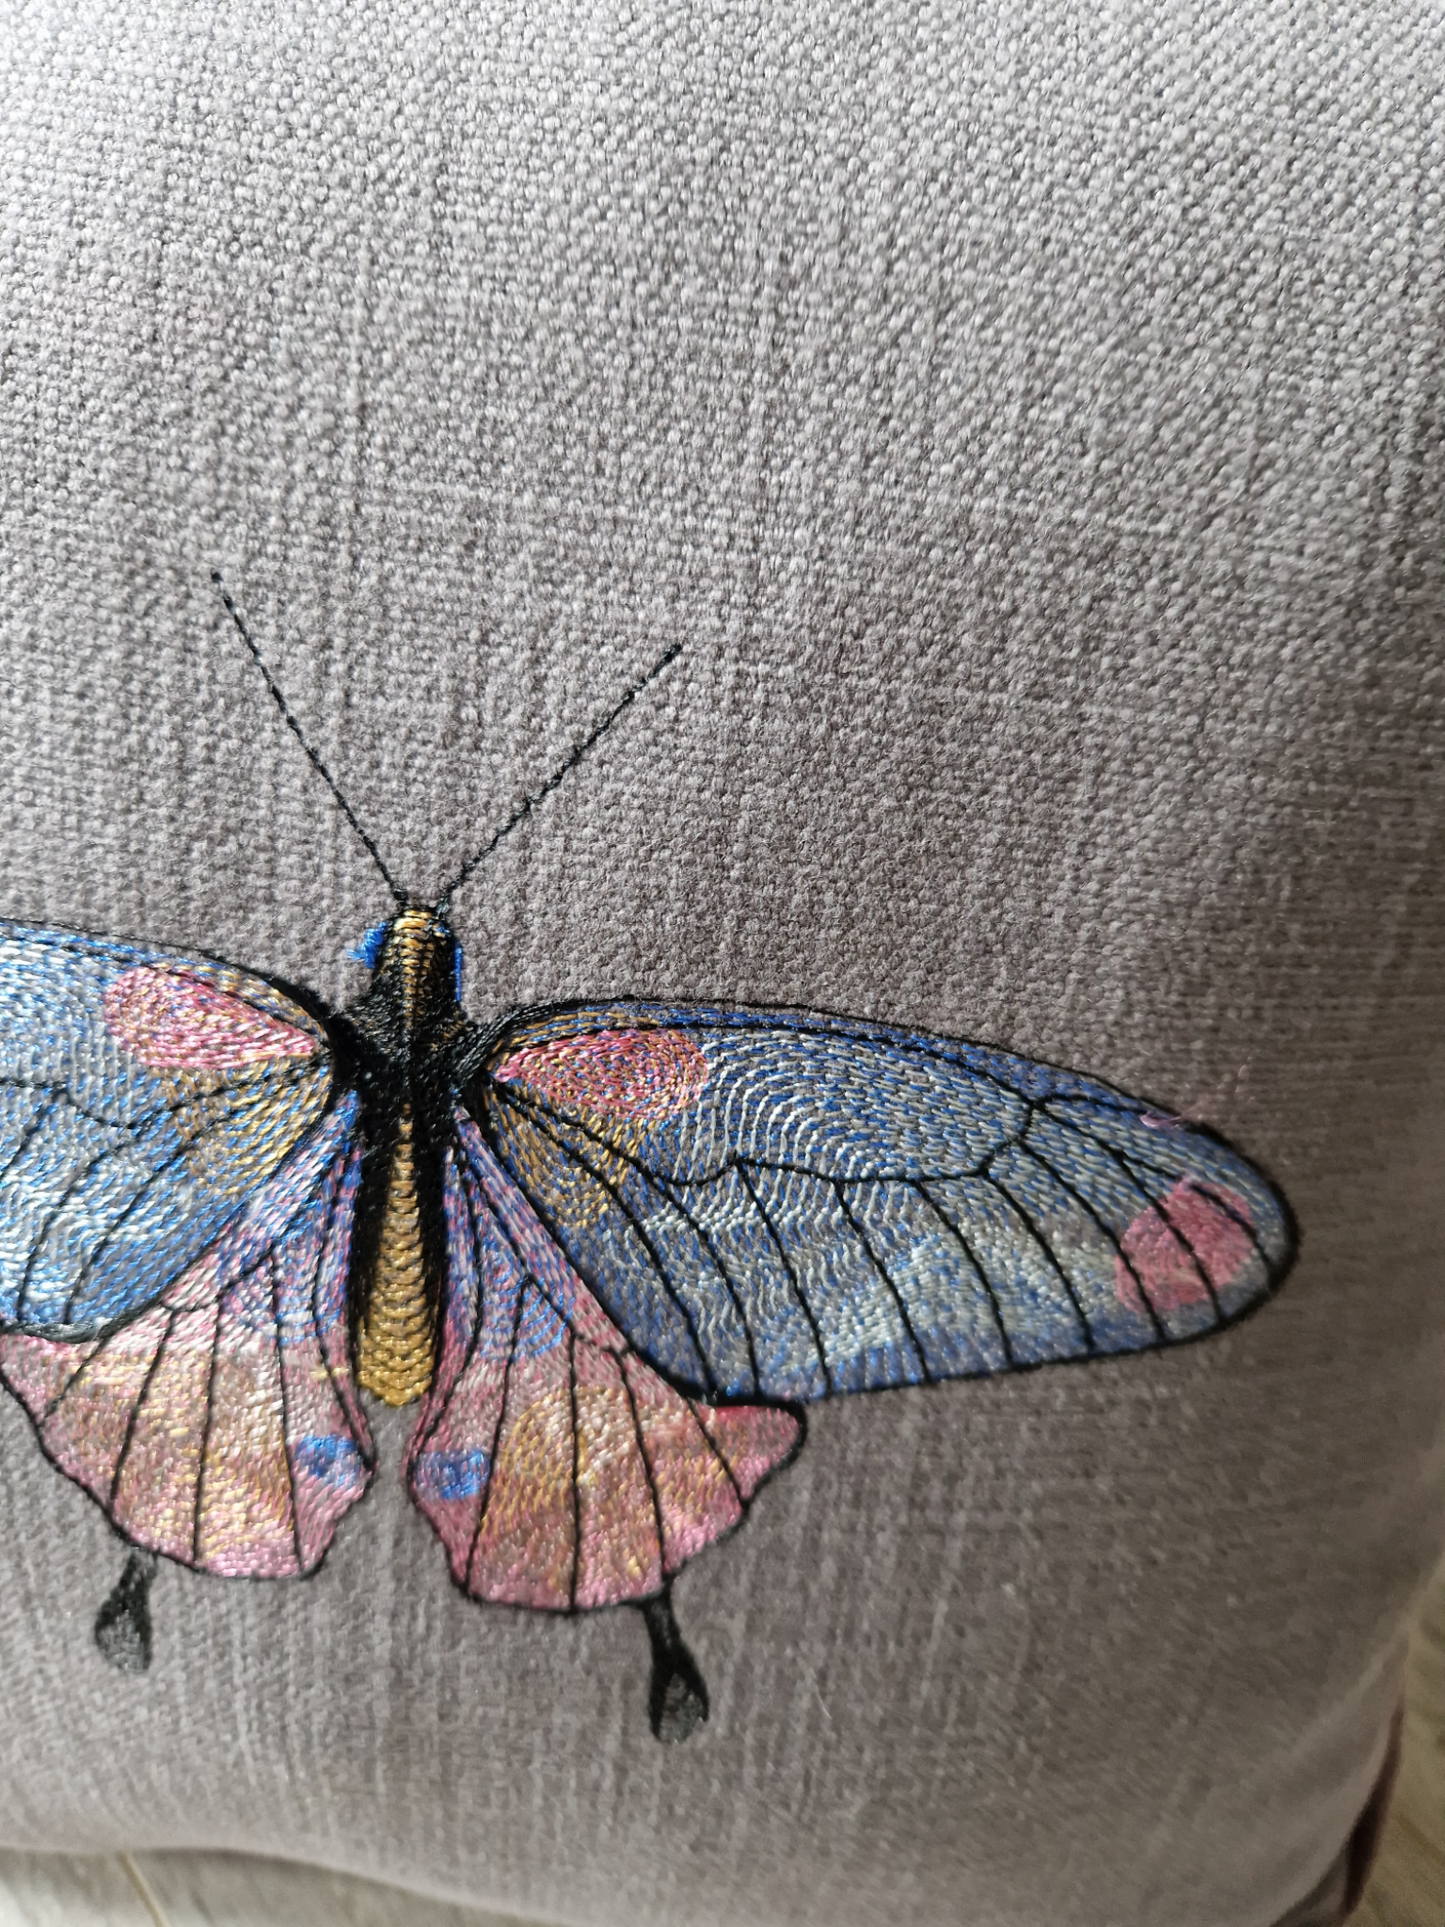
[0,583,1297,1741]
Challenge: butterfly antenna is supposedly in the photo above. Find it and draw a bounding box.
[212,573,408,907]
[437,641,682,907]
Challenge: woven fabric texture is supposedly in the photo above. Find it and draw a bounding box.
[0,4,1442,1924]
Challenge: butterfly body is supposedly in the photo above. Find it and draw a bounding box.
[340,909,471,1406]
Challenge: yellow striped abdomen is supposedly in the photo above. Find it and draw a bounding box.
[357,1105,436,1406]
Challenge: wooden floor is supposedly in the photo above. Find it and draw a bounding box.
[1353,1556,1445,1927]
[0,1564,1441,1927]
[0,1850,531,1925]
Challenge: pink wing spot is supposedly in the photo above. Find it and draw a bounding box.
[696,1404,801,1500]
[1116,1179,1256,1314]
[494,1028,708,1121]
[102,967,317,1071]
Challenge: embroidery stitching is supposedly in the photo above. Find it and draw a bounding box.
[0,583,1298,1743]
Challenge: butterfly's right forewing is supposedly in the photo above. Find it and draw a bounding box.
[477,1003,1297,1403]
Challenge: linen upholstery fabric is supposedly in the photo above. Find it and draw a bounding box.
[0,3,1441,1923]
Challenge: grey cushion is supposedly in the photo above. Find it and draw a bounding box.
[0,3,1440,1923]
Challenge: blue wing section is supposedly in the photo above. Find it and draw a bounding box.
[0,921,334,1335]
[479,1002,1296,1402]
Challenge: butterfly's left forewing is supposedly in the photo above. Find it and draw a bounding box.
[0,921,333,1336]
[0,921,373,1575]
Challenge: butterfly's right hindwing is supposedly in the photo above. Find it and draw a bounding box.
[0,921,335,1336]
[404,1108,800,1611]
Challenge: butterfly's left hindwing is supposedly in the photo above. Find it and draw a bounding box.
[474,1002,1297,1404]
[0,922,334,1336]
[0,1098,374,1575]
